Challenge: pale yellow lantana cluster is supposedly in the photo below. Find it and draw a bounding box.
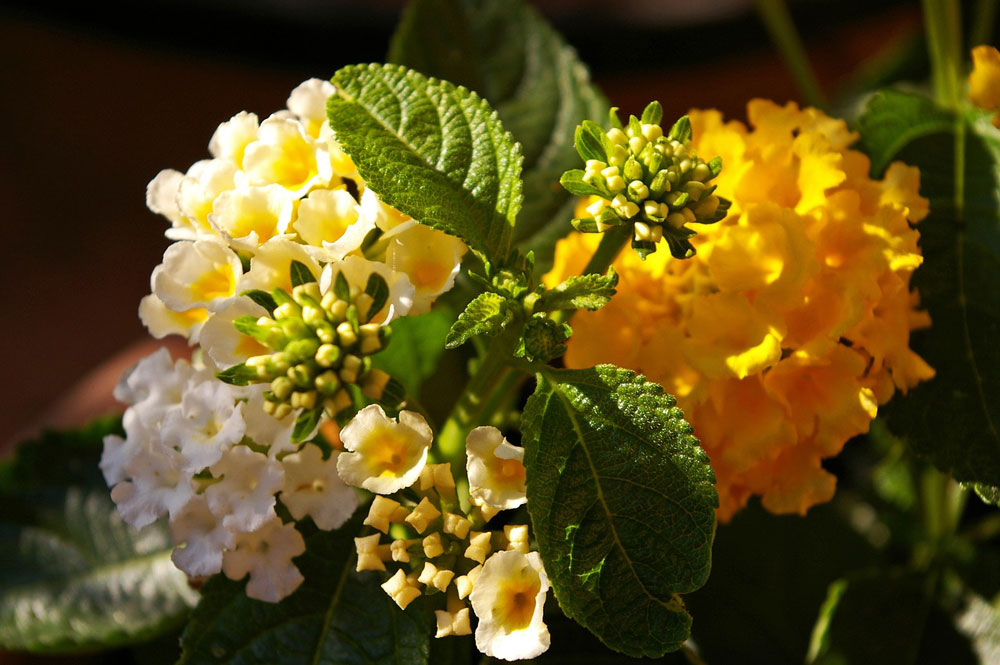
[547,100,934,521]
[341,408,549,661]
[104,79,469,604]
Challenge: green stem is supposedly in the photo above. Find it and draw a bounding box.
[923,0,964,108]
[754,0,828,110]
[583,226,631,277]
[970,0,998,48]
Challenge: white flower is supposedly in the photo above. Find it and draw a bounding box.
[113,347,193,415]
[241,388,301,458]
[152,239,243,313]
[205,445,284,533]
[293,188,374,256]
[319,256,415,324]
[162,379,247,472]
[209,184,294,249]
[469,551,550,661]
[222,517,305,603]
[147,169,186,229]
[337,404,432,494]
[139,293,208,342]
[242,115,332,197]
[169,495,233,577]
[384,222,466,314]
[110,445,195,529]
[287,79,335,139]
[198,298,270,368]
[466,427,527,511]
[280,443,357,530]
[174,159,238,238]
[240,236,324,294]
[209,111,260,165]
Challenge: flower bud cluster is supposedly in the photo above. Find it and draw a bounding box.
[226,266,395,422]
[564,102,730,259]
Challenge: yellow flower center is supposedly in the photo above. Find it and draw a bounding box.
[495,458,526,485]
[409,259,452,292]
[272,138,319,190]
[191,265,235,302]
[494,574,540,631]
[363,428,415,477]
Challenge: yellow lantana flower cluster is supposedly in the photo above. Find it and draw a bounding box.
[969,45,1000,126]
[546,100,934,521]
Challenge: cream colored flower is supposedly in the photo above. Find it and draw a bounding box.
[209,111,260,165]
[175,159,238,237]
[152,239,242,313]
[280,443,357,530]
[138,293,208,342]
[199,299,270,368]
[336,405,432,494]
[384,222,466,314]
[466,427,527,511]
[222,517,305,603]
[293,188,374,256]
[286,78,335,139]
[469,551,550,661]
[209,184,294,248]
[242,115,332,196]
[240,237,325,294]
[319,256,415,324]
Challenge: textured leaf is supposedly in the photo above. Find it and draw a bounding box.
[537,268,618,312]
[0,419,197,653]
[179,516,429,665]
[861,90,1000,487]
[388,0,608,267]
[327,63,522,265]
[445,292,516,349]
[372,307,453,397]
[807,571,931,665]
[521,366,718,657]
[857,90,953,175]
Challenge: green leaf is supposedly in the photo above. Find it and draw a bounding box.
[292,408,322,443]
[388,0,608,261]
[536,268,618,312]
[967,482,1000,506]
[857,89,953,175]
[521,366,718,657]
[806,571,932,665]
[668,116,691,142]
[363,273,390,323]
[861,91,1000,487]
[327,63,523,265]
[574,121,608,163]
[0,419,198,653]
[290,260,317,287]
[371,307,453,398]
[178,516,429,665]
[641,101,663,126]
[559,169,607,198]
[240,289,277,315]
[216,363,258,387]
[444,292,516,349]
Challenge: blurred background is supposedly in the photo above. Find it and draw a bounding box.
[0,0,930,452]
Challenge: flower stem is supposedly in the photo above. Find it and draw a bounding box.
[754,0,828,110]
[583,226,631,277]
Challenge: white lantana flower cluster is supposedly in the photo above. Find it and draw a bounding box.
[105,78,469,604]
[103,348,356,602]
[338,406,550,662]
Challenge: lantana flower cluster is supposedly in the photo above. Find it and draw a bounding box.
[103,79,466,598]
[547,100,934,520]
[345,411,550,661]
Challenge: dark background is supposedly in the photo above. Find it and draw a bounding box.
[0,0,925,450]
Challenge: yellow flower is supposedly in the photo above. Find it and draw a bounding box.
[548,100,933,520]
[969,45,1000,126]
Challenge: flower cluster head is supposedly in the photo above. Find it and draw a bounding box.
[970,45,1000,127]
[104,78,470,603]
[548,99,934,521]
[333,410,548,661]
[561,101,730,259]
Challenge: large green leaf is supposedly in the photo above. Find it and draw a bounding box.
[860,90,1000,487]
[388,0,608,270]
[444,291,517,349]
[327,63,522,265]
[0,418,198,653]
[521,366,717,658]
[178,515,429,665]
